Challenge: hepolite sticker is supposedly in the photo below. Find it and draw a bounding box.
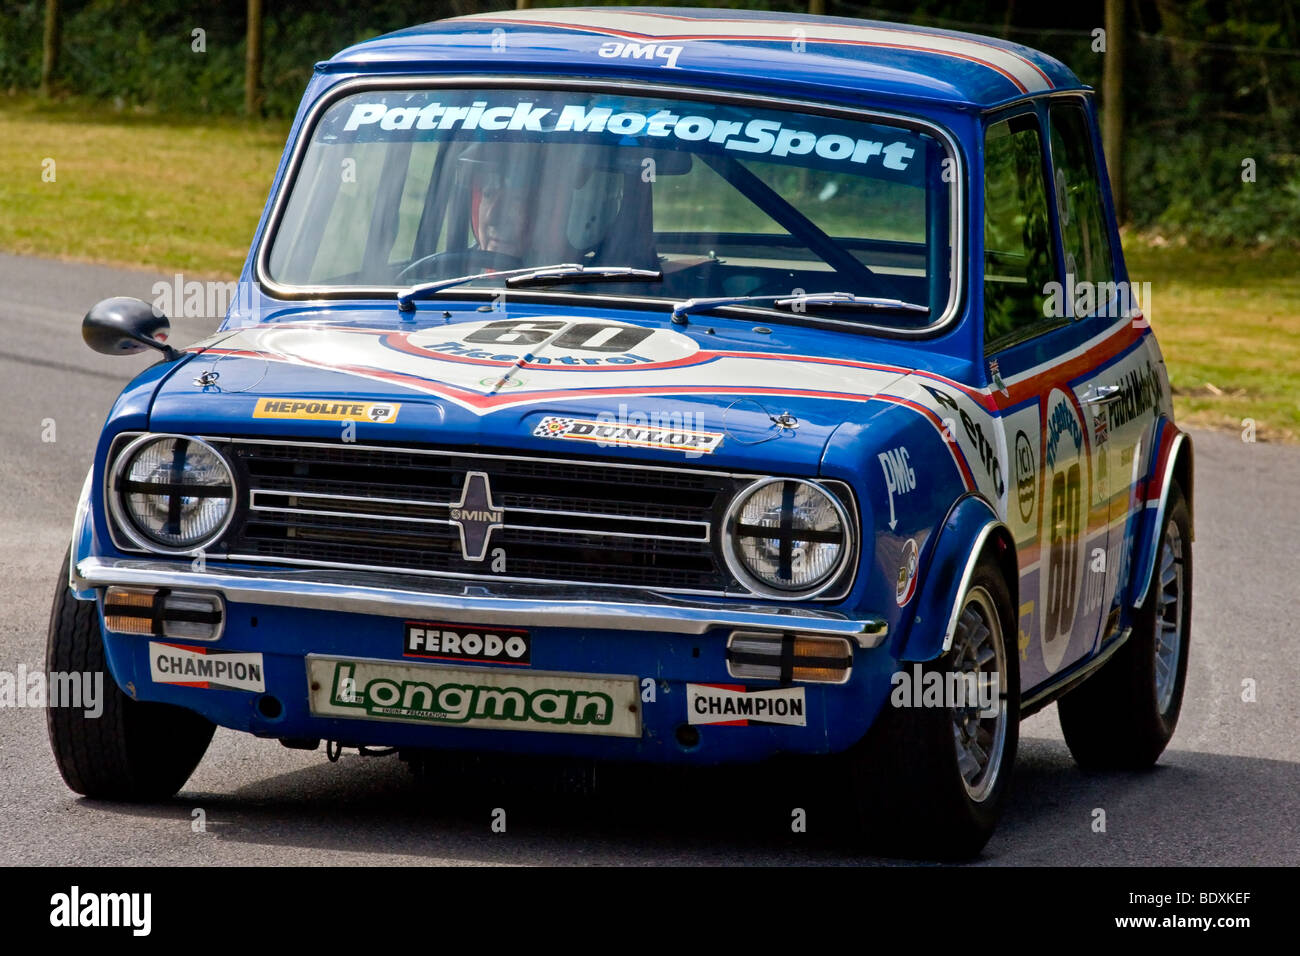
[686,683,806,726]
[149,642,265,692]
[253,398,399,423]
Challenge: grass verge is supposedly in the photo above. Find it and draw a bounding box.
[2,97,1297,440]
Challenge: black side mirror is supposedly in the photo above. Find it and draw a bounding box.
[82,297,180,361]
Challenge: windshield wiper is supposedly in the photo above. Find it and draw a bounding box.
[669,292,929,324]
[396,263,664,311]
[506,264,663,288]
[396,262,584,312]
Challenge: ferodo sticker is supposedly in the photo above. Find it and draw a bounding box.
[686,683,806,727]
[308,657,640,737]
[149,642,265,692]
[404,622,531,666]
[253,398,400,423]
[534,416,723,454]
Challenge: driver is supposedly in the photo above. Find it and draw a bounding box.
[461,142,627,264]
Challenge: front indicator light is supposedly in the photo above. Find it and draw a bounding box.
[726,631,853,684]
[104,586,225,641]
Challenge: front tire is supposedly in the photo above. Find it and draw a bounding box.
[847,557,1020,859]
[46,553,215,800]
[1057,484,1191,769]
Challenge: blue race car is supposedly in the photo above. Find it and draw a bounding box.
[51,7,1192,857]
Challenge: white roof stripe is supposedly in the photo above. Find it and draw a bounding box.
[457,9,1053,94]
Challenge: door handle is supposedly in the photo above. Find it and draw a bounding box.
[1081,384,1122,405]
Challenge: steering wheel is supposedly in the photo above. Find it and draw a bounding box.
[395,248,523,284]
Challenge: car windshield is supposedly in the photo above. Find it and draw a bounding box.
[265,87,957,328]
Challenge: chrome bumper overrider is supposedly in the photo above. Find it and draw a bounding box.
[75,558,889,648]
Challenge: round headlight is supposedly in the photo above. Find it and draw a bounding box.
[724,478,851,597]
[112,435,235,552]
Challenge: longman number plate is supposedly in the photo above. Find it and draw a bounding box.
[306,656,641,737]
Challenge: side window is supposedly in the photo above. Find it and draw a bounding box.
[983,114,1058,350]
[1049,104,1115,313]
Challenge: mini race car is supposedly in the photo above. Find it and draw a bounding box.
[51,7,1192,857]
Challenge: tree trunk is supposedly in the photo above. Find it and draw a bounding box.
[246,0,264,117]
[1103,0,1125,222]
[810,0,826,15]
[40,0,61,98]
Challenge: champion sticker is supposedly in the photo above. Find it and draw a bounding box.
[253,398,399,423]
[686,683,806,727]
[533,416,723,454]
[149,642,266,692]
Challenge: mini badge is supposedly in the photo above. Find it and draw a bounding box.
[253,398,400,423]
[686,683,806,727]
[533,415,723,454]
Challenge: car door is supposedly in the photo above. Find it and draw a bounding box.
[1045,98,1139,653]
[979,104,1109,693]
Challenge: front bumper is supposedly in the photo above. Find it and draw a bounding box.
[76,557,895,764]
[75,557,889,647]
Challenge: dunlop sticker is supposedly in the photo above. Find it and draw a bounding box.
[253,398,400,423]
[533,416,723,454]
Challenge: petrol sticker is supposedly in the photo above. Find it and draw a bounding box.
[149,642,265,692]
[253,398,399,423]
[404,622,531,666]
[686,683,806,726]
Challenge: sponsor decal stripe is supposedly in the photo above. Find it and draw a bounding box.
[992,320,1147,409]
[873,393,977,491]
[464,11,1051,93]
[1145,421,1180,503]
[193,347,890,411]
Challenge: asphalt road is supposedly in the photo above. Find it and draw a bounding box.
[1,252,1297,866]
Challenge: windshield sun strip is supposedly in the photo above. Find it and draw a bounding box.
[253,74,966,337]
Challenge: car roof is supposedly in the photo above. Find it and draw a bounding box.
[325,6,1085,110]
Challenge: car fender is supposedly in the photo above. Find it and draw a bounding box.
[899,494,1017,662]
[68,465,97,600]
[1129,419,1193,610]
